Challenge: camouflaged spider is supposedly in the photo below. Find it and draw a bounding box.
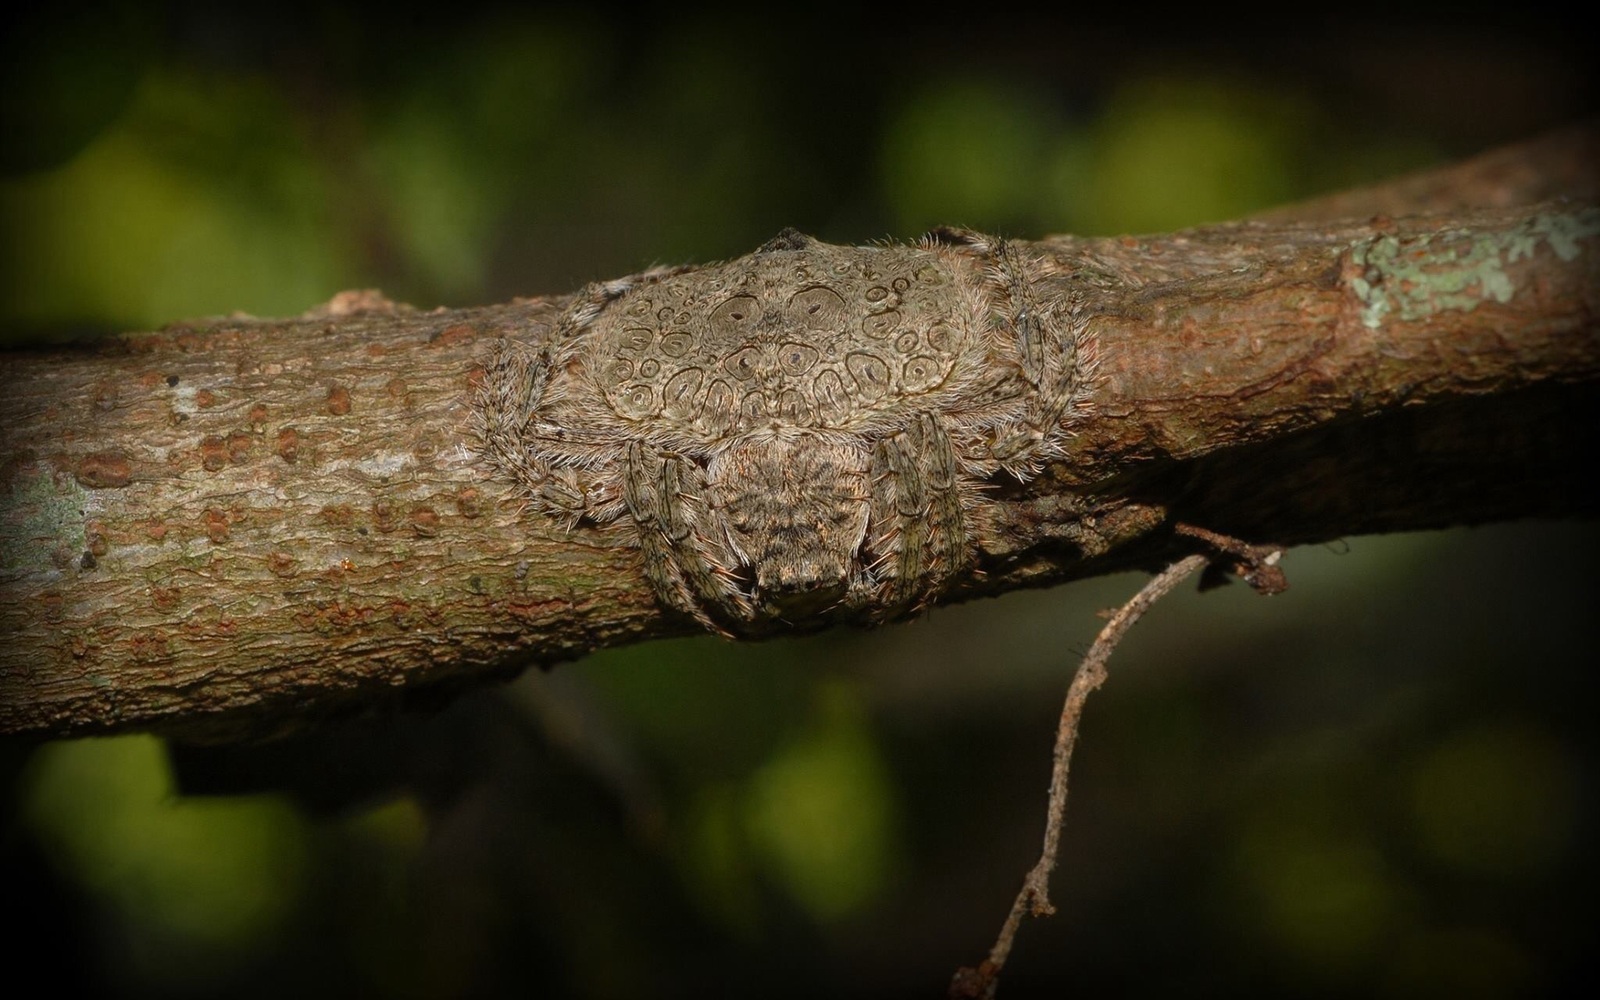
[478,229,1090,634]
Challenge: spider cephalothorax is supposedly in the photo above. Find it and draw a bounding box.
[478,229,1090,633]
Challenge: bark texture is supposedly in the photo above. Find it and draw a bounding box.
[3,125,1597,741]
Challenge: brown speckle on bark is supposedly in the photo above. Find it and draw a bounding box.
[200,436,228,471]
[373,500,398,533]
[248,404,268,428]
[227,432,253,464]
[319,504,356,527]
[456,487,482,518]
[76,450,132,488]
[410,506,440,537]
[327,385,352,415]
[203,508,230,543]
[129,633,172,663]
[38,592,65,623]
[267,552,299,578]
[276,427,299,463]
[151,586,180,611]
[431,323,478,347]
[195,389,218,408]
[386,378,412,408]
[92,382,118,412]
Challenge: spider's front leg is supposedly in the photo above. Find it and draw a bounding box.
[623,443,752,633]
[870,413,970,616]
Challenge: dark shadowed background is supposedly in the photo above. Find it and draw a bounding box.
[3,6,1596,997]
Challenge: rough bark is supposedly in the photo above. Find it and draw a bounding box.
[2,125,1596,742]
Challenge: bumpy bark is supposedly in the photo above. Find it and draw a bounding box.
[2,126,1596,741]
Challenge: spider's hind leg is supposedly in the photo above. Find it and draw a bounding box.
[869,413,970,618]
[476,338,597,525]
[975,238,1092,473]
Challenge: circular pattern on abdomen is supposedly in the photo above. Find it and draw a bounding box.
[847,352,890,403]
[710,296,759,338]
[612,383,658,419]
[589,243,981,435]
[862,310,900,339]
[660,331,693,357]
[787,286,847,331]
[901,355,949,393]
[779,343,820,376]
[663,367,704,419]
[813,368,850,423]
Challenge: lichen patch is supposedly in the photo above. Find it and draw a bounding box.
[1349,207,1599,329]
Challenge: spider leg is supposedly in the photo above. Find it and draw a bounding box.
[478,338,595,524]
[625,442,751,633]
[983,239,1089,472]
[624,443,709,630]
[658,452,753,624]
[870,413,969,617]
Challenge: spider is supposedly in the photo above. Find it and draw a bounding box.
[478,229,1089,634]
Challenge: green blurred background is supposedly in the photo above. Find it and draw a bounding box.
[3,6,1596,997]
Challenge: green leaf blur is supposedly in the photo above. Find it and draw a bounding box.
[21,736,309,980]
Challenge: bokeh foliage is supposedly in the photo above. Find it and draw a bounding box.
[3,8,1595,997]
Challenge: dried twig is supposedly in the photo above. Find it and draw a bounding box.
[940,528,1292,992]
[949,553,1209,999]
[952,528,1289,997]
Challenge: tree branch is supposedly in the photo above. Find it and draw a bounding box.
[3,125,1596,741]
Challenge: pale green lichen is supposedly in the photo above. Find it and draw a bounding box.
[0,466,90,575]
[1349,207,1600,329]
[1509,209,1600,263]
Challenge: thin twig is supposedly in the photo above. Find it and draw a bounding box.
[1174,523,1288,596]
[950,554,1208,999]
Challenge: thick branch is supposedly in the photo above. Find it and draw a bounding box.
[3,126,1596,740]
